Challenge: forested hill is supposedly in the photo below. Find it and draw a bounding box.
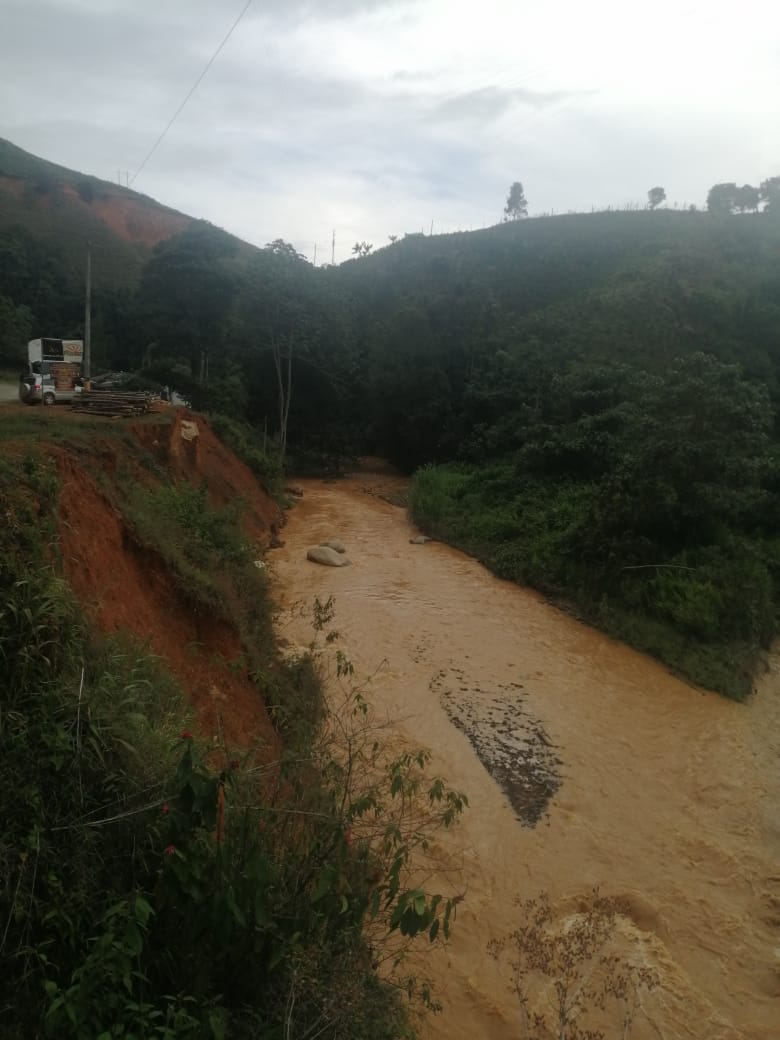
[0,137,193,363]
[3,135,780,696]
[333,211,780,467]
[333,212,779,699]
[100,206,780,698]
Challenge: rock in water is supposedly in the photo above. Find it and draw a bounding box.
[307,545,351,567]
[321,538,346,553]
[409,535,432,545]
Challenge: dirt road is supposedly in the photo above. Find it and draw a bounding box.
[271,473,780,1040]
[0,380,19,403]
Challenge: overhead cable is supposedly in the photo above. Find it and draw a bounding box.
[130,0,254,187]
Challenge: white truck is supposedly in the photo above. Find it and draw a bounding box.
[19,338,85,405]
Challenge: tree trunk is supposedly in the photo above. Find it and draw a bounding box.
[273,334,294,460]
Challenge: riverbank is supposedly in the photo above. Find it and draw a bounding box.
[408,462,772,701]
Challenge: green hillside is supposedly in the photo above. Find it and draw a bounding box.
[335,211,780,465]
[332,212,780,698]
[0,138,196,366]
[3,134,780,696]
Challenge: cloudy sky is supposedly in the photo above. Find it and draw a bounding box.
[1,0,778,262]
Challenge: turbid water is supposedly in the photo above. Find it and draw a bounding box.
[272,472,780,1040]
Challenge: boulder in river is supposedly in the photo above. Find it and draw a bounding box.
[321,538,346,553]
[307,545,351,567]
[409,535,432,545]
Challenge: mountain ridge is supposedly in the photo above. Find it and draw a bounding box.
[0,136,193,248]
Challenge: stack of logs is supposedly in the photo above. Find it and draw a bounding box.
[71,389,157,418]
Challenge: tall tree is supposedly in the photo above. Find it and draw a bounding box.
[265,239,307,261]
[0,294,33,367]
[503,182,528,221]
[647,186,666,210]
[734,185,760,213]
[134,222,238,380]
[759,176,780,215]
[706,183,738,215]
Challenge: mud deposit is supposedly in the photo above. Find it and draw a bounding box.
[271,471,780,1040]
[435,670,561,826]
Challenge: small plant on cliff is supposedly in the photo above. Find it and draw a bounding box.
[144,702,467,1036]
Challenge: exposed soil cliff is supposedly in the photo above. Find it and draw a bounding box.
[54,409,282,752]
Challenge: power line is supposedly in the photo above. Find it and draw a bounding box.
[129,0,254,187]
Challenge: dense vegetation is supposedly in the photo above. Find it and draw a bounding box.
[0,417,466,1039]
[3,136,780,695]
[121,210,780,697]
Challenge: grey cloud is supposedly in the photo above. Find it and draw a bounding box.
[0,0,570,241]
[428,85,586,125]
[2,0,776,261]
[260,0,420,17]
[391,69,432,83]
[0,1,219,107]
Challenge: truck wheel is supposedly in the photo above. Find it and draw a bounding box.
[43,392,55,406]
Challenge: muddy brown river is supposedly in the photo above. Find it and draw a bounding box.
[272,473,780,1039]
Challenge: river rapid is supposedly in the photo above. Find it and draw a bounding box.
[271,472,780,1040]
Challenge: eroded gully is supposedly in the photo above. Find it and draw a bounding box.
[271,474,780,1040]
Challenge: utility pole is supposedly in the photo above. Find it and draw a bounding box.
[331,229,335,266]
[84,243,92,382]
[313,242,317,266]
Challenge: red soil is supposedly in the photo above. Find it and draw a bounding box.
[0,175,25,198]
[57,411,283,755]
[132,410,283,545]
[0,175,190,248]
[84,191,191,248]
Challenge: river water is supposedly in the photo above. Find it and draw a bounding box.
[271,473,780,1040]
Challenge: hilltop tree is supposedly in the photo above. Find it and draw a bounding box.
[647,186,666,210]
[352,241,373,257]
[735,185,761,213]
[706,183,738,215]
[503,181,528,221]
[264,238,306,261]
[760,176,780,215]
